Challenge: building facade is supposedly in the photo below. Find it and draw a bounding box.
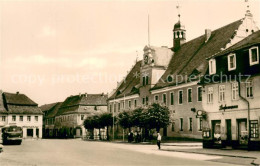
[108,9,258,141]
[201,30,260,150]
[0,91,43,139]
[53,93,108,138]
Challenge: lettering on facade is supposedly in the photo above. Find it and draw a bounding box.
[219,105,238,111]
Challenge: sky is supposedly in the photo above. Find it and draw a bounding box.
[0,0,259,106]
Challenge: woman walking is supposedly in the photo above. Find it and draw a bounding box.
[157,133,161,150]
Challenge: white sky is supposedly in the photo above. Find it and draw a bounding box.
[0,0,259,105]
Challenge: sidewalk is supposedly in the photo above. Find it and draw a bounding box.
[161,142,260,165]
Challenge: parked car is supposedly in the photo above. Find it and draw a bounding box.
[2,125,23,145]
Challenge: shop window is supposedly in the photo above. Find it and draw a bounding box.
[250,120,259,138]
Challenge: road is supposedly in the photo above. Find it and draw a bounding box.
[0,139,242,166]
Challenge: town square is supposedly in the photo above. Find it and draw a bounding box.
[1,0,260,165]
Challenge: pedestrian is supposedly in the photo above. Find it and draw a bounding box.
[157,133,161,150]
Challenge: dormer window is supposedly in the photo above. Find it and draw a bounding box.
[249,46,259,66]
[228,54,236,71]
[209,59,216,75]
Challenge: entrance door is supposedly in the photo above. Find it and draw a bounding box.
[226,119,232,146]
[238,119,248,145]
[212,120,221,144]
[27,129,33,137]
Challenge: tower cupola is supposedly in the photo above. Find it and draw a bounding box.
[172,5,186,51]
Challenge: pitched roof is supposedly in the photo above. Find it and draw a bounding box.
[152,19,243,90]
[108,61,142,100]
[56,94,108,116]
[212,30,260,58]
[43,102,63,118]
[40,103,58,112]
[3,92,38,106]
[2,92,42,115]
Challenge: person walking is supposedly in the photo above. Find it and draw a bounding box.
[157,133,161,150]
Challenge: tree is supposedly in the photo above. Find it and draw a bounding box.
[117,111,133,130]
[146,103,170,132]
[99,112,113,140]
[83,116,95,139]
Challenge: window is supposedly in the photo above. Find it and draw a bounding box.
[250,120,259,138]
[163,93,167,104]
[219,85,225,102]
[146,76,149,85]
[180,118,183,131]
[128,100,131,108]
[178,90,183,104]
[114,103,116,112]
[246,80,253,98]
[249,46,259,66]
[231,82,238,100]
[189,118,193,131]
[146,96,149,105]
[12,115,16,121]
[207,87,213,103]
[19,116,23,121]
[154,95,159,102]
[142,75,149,86]
[198,118,202,131]
[171,122,175,131]
[118,103,120,111]
[2,116,6,122]
[27,116,31,122]
[81,115,84,120]
[228,54,236,71]
[35,116,38,122]
[197,86,202,101]
[109,104,112,113]
[134,99,137,107]
[187,88,192,103]
[209,59,216,75]
[122,102,125,109]
[170,92,174,105]
[142,98,145,105]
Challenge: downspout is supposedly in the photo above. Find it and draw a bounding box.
[238,81,250,149]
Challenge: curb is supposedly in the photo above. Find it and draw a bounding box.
[162,149,257,160]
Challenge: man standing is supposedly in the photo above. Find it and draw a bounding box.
[157,133,161,150]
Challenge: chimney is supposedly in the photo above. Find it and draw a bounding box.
[205,29,211,42]
[16,91,19,95]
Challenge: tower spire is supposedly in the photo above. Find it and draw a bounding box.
[176,2,181,21]
[148,14,150,47]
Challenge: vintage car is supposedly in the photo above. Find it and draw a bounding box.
[1,125,23,145]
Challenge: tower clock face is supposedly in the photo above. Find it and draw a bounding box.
[144,55,148,64]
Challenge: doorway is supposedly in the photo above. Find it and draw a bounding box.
[226,119,232,146]
[237,119,248,145]
[27,129,33,137]
[212,120,221,144]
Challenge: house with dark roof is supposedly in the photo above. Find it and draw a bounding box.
[108,9,258,140]
[0,91,43,139]
[200,30,260,150]
[54,93,108,138]
[40,102,62,138]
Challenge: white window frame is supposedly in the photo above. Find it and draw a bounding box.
[197,117,203,131]
[178,90,183,105]
[162,93,167,104]
[209,59,216,75]
[128,100,131,108]
[170,92,174,105]
[187,88,192,103]
[228,53,236,71]
[246,80,253,98]
[197,86,202,102]
[188,117,193,131]
[249,46,259,66]
[179,118,184,131]
[219,85,225,102]
[231,82,238,100]
[207,87,213,103]
[154,95,159,103]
